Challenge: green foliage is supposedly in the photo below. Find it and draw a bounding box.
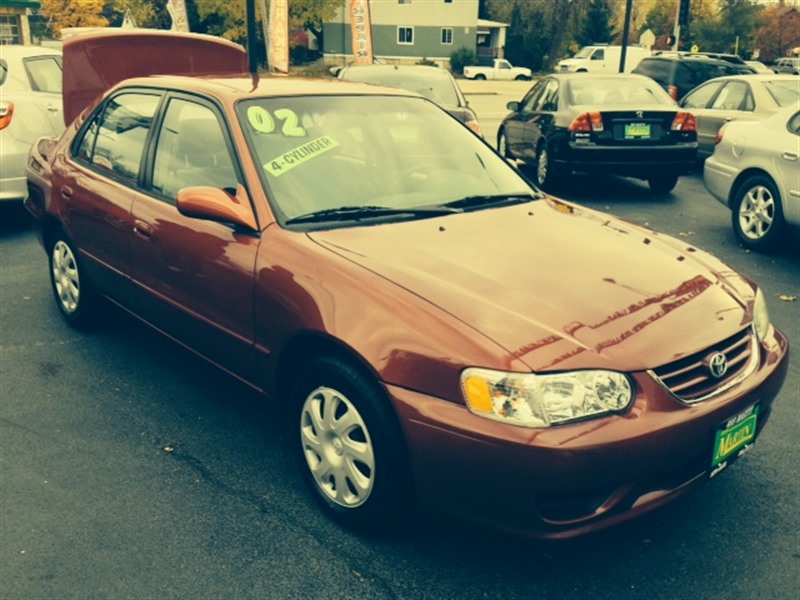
[450,47,476,74]
[690,0,766,56]
[577,0,613,46]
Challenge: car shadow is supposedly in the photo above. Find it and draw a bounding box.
[0,203,33,236]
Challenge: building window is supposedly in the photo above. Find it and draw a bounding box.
[444,0,453,3]
[441,28,453,45]
[398,26,414,45]
[0,15,22,45]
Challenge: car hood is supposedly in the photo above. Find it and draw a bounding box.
[309,198,754,373]
[62,30,248,125]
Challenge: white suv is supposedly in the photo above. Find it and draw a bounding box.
[773,57,800,75]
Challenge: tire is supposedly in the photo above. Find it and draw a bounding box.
[293,355,412,530]
[514,74,528,81]
[731,174,784,251]
[534,142,559,191]
[497,129,511,159]
[48,233,99,329]
[648,174,679,195]
[474,73,487,81]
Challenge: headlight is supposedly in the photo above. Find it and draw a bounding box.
[753,287,770,342]
[461,368,633,428]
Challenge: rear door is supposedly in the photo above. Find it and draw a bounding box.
[130,94,260,382]
[60,90,162,302]
[682,80,756,158]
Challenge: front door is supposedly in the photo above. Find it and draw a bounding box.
[131,96,260,383]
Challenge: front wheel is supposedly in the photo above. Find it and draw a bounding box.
[647,174,678,195]
[474,73,487,81]
[293,356,413,530]
[732,174,784,251]
[48,234,99,329]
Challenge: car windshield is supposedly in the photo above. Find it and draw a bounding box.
[574,47,595,59]
[764,80,800,107]
[237,95,533,227]
[340,68,460,106]
[568,78,674,106]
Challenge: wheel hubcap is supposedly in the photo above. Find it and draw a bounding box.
[537,149,548,184]
[300,386,375,508]
[52,241,80,313]
[739,185,774,240]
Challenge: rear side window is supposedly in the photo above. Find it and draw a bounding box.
[635,59,670,85]
[710,81,753,111]
[764,80,800,107]
[681,80,724,108]
[24,56,62,93]
[76,92,161,183]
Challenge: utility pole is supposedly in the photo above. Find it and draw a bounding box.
[619,0,634,72]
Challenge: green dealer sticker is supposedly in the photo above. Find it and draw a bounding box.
[265,135,339,177]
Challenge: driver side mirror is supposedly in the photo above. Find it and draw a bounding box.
[177,184,258,230]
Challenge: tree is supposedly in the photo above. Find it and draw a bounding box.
[40,0,108,38]
[578,0,614,46]
[640,0,674,38]
[103,0,171,29]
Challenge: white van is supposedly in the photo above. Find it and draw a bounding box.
[557,45,651,74]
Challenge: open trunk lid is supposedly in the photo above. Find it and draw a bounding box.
[62,29,248,125]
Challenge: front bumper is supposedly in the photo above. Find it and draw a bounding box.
[556,143,697,178]
[388,327,789,539]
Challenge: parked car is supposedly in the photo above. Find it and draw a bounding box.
[704,102,800,251]
[497,73,697,194]
[26,30,789,540]
[680,74,800,159]
[745,60,773,74]
[463,58,531,81]
[633,54,756,101]
[337,63,481,136]
[0,45,63,202]
[557,45,651,74]
[773,57,800,75]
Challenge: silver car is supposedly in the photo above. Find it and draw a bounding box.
[0,45,64,203]
[680,74,800,159]
[704,102,800,251]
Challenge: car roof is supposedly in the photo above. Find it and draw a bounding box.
[545,72,658,83]
[0,45,62,60]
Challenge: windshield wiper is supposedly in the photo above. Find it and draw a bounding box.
[285,204,461,225]
[441,193,542,210]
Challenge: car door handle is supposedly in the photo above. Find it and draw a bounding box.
[60,185,72,200]
[781,152,798,161]
[46,106,60,113]
[133,220,153,240]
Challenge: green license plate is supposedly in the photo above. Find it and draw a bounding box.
[710,404,759,476]
[624,122,651,139]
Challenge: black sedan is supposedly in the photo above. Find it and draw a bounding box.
[497,73,698,194]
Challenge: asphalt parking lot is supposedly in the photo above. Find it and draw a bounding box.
[1,76,798,599]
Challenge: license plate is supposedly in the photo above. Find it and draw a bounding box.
[710,404,759,477]
[624,122,650,139]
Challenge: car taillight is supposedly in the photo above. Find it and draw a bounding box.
[668,85,679,101]
[715,122,728,145]
[671,111,696,132]
[568,112,604,132]
[0,102,13,130]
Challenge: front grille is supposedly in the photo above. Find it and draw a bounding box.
[651,328,755,402]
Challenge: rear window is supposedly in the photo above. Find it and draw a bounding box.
[764,80,800,107]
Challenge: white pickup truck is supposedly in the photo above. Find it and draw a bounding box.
[463,59,532,81]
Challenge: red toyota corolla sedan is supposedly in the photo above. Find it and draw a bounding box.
[25,31,789,539]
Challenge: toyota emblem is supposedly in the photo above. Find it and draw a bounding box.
[708,352,728,378]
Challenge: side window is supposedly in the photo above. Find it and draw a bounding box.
[711,81,752,111]
[520,80,547,112]
[152,99,238,201]
[24,56,62,93]
[89,92,161,182]
[681,81,724,109]
[536,79,559,112]
[75,113,100,162]
[592,49,604,61]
